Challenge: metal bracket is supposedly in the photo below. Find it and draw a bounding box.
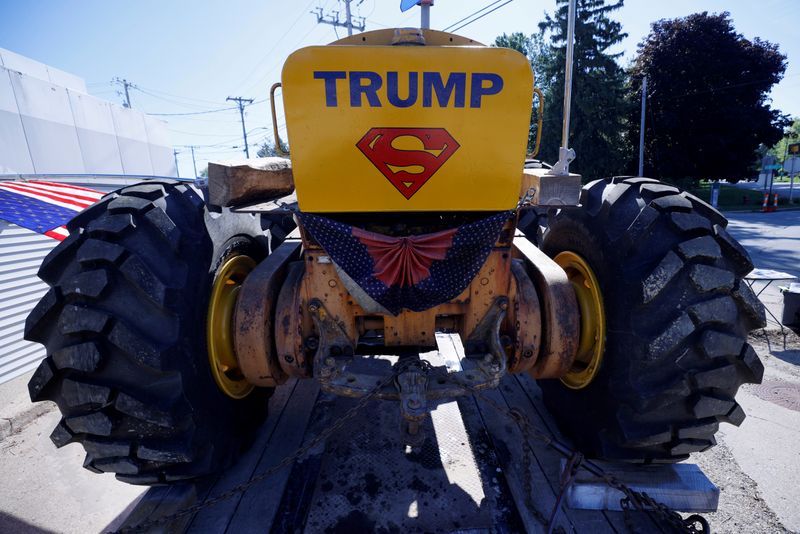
[307,297,510,444]
[395,360,430,445]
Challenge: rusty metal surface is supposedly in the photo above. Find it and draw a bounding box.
[513,236,579,379]
[234,240,301,387]
[507,259,542,374]
[276,262,312,379]
[295,218,516,351]
[751,380,800,412]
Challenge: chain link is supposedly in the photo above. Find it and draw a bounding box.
[462,383,709,534]
[112,372,397,534]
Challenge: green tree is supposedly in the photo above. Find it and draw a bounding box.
[493,32,553,154]
[256,138,290,158]
[537,0,630,180]
[769,117,800,161]
[628,12,788,187]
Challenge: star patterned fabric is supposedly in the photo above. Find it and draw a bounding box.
[297,211,512,315]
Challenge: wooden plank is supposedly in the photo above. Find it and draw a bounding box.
[207,157,294,207]
[468,384,569,533]
[512,374,659,533]
[223,379,321,532]
[186,379,302,533]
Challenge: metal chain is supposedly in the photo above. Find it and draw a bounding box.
[460,382,708,534]
[113,373,397,534]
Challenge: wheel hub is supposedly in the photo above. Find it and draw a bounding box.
[553,251,606,389]
[207,254,256,399]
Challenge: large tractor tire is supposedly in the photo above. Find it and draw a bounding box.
[25,181,293,484]
[538,177,765,462]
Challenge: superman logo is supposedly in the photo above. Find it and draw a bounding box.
[356,127,460,199]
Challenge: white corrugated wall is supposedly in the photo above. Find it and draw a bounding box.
[0,220,53,382]
[0,175,195,384]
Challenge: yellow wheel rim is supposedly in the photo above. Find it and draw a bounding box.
[207,254,256,399]
[554,251,606,390]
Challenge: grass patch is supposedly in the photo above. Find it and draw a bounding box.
[689,183,764,210]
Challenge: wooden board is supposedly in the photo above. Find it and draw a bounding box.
[118,336,706,533]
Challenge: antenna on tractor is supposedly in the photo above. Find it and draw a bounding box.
[400,0,433,30]
[549,0,577,176]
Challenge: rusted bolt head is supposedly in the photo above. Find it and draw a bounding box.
[480,277,489,286]
[328,279,337,287]
[304,336,319,350]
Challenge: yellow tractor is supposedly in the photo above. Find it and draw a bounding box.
[25,16,764,484]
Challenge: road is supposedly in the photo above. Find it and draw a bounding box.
[725,209,800,327]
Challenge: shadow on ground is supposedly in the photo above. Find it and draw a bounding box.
[0,512,58,534]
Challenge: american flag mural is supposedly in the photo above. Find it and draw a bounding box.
[0,180,104,241]
[298,211,512,315]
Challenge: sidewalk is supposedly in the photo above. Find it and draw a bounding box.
[0,370,50,442]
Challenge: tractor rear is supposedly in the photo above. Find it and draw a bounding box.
[24,27,764,485]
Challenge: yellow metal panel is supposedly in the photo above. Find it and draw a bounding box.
[282,45,533,212]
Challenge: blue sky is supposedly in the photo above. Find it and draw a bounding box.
[1,0,797,177]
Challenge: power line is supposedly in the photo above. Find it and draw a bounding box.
[442,0,506,32]
[229,0,318,96]
[450,0,514,33]
[147,99,266,117]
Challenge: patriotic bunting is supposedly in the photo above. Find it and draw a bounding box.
[298,211,512,315]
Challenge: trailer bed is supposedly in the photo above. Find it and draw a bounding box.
[119,361,671,534]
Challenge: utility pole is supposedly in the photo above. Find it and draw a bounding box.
[312,0,365,36]
[173,149,180,178]
[190,146,198,178]
[638,76,647,177]
[112,77,135,108]
[227,96,254,158]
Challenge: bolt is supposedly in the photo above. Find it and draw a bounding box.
[304,336,319,351]
[324,357,335,367]
[498,297,509,310]
[308,302,319,313]
[328,279,337,287]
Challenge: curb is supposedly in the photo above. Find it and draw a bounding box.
[0,401,55,442]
